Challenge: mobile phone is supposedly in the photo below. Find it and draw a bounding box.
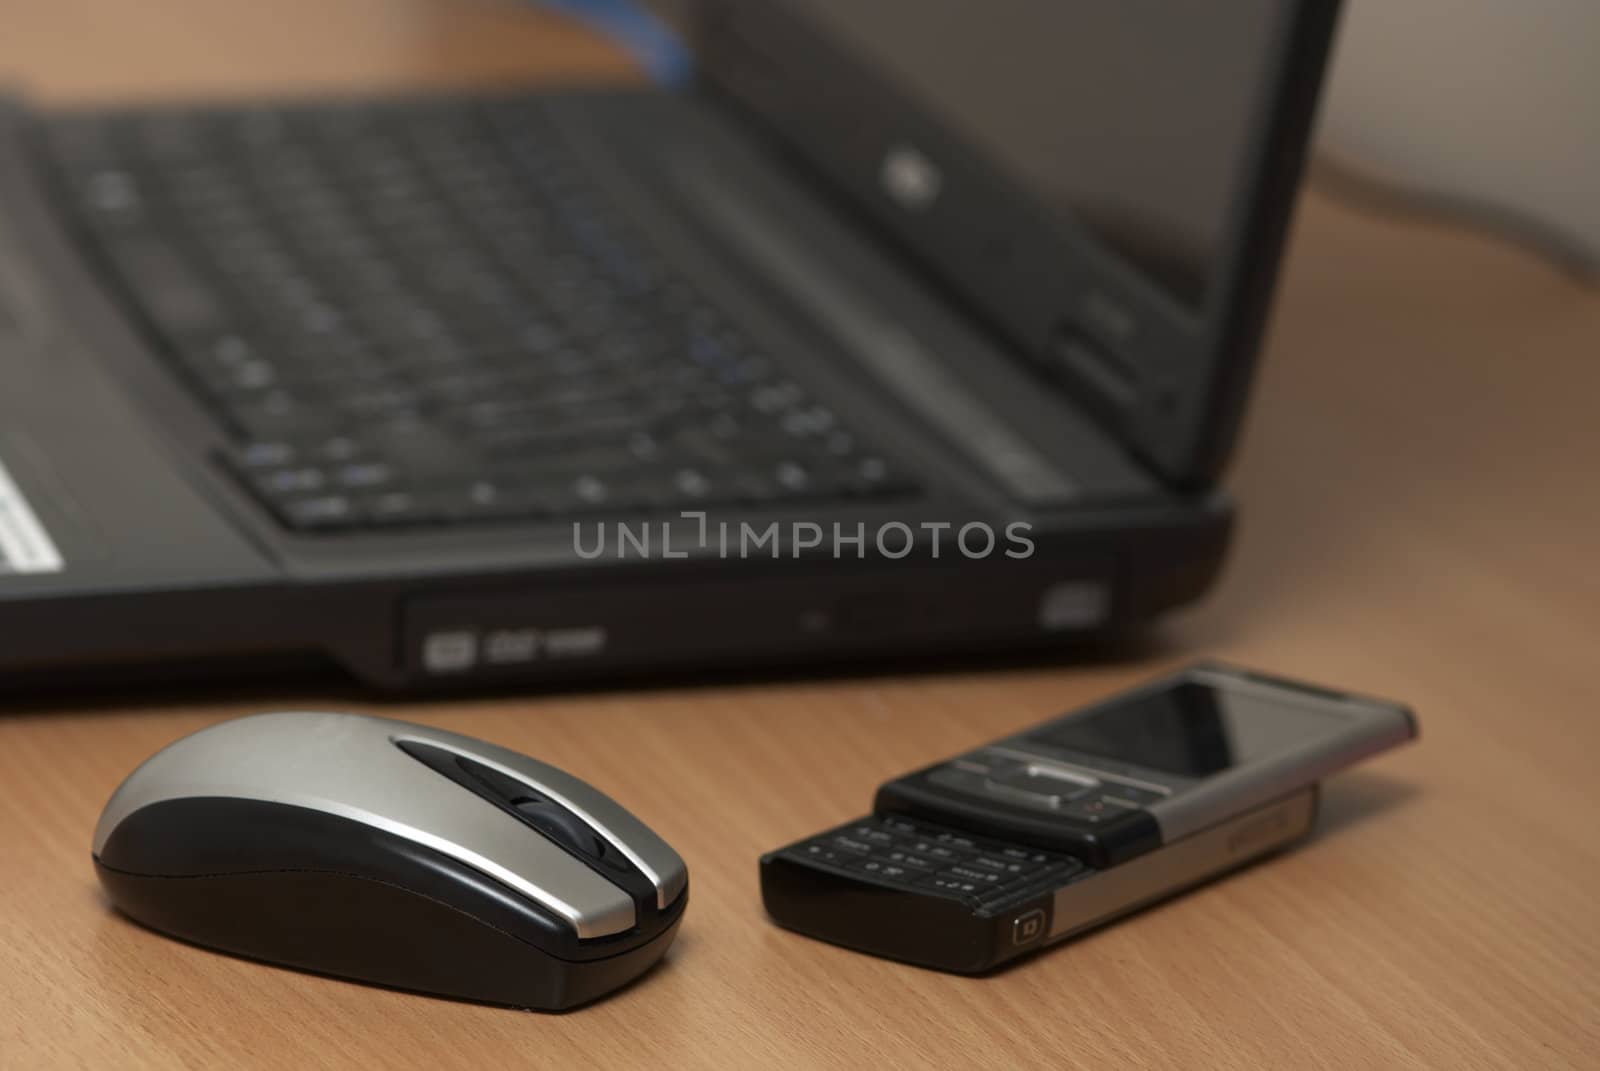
[760,663,1417,973]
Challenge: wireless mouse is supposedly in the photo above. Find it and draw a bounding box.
[92,711,688,1010]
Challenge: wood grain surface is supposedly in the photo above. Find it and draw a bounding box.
[1,2,1597,1068]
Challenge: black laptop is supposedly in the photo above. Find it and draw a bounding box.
[0,1,1340,692]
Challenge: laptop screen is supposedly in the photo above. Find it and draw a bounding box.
[788,0,1288,311]
[694,0,1337,485]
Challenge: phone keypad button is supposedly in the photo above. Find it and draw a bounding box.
[883,850,939,870]
[986,767,1099,804]
[849,859,913,882]
[849,825,897,844]
[998,846,1051,864]
[799,844,848,865]
[784,816,1092,906]
[976,862,1082,908]
[925,875,982,896]
[941,865,1005,886]
[970,853,1035,877]
[901,840,962,861]
[829,835,877,854]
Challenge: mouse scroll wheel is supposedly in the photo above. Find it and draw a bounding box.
[392,740,619,867]
[510,798,609,861]
[456,758,610,862]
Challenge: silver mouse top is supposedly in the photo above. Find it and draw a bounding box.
[92,711,688,940]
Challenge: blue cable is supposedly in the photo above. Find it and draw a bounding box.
[536,0,693,86]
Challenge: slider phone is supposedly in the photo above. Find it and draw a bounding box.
[760,663,1416,973]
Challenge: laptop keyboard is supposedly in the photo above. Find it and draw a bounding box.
[37,95,917,532]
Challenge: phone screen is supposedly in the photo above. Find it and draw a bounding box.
[1025,681,1351,777]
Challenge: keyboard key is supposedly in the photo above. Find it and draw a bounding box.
[232,441,296,469]
[256,467,327,496]
[333,462,395,490]
[280,494,356,529]
[359,490,434,525]
[107,236,229,334]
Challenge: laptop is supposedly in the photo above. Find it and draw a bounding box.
[0,1,1341,692]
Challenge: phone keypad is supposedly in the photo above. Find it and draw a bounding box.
[782,816,1089,908]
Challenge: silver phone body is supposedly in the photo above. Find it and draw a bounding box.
[923,663,1416,845]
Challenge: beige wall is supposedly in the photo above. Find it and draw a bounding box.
[1318,0,1600,265]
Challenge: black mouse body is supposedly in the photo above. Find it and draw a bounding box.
[92,712,688,1010]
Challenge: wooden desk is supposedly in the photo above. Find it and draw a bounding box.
[2,3,1596,1067]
